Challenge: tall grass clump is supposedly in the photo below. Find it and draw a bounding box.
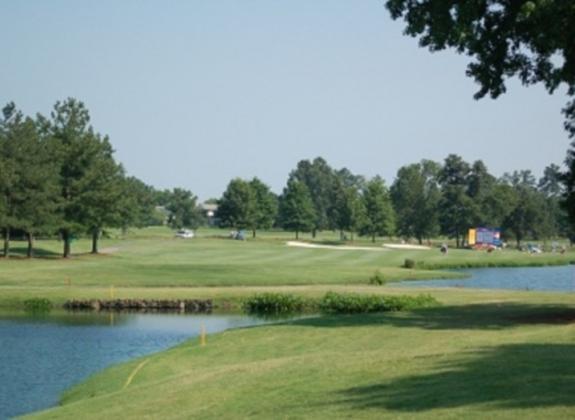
[243,293,308,315]
[23,298,53,313]
[319,292,438,314]
[403,258,416,269]
[369,270,386,285]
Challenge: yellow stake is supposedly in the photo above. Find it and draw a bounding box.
[200,323,206,347]
[109,285,115,299]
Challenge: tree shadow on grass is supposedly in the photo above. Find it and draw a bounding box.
[338,343,575,412]
[293,303,575,330]
[1,246,62,259]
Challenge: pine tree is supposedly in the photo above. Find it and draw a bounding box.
[48,98,123,257]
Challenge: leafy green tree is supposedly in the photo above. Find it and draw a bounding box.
[503,182,550,247]
[278,178,316,239]
[563,143,575,243]
[467,160,495,200]
[479,182,518,230]
[334,167,366,191]
[290,157,336,237]
[466,160,512,229]
[502,170,537,189]
[391,160,441,244]
[249,177,278,238]
[537,164,567,239]
[385,0,575,136]
[360,177,395,242]
[539,164,563,198]
[166,188,203,230]
[118,177,159,229]
[151,188,173,206]
[438,155,477,247]
[217,179,257,230]
[328,174,367,241]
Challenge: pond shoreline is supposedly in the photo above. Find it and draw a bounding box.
[63,298,213,313]
[398,265,575,292]
[0,311,274,419]
[1,258,573,311]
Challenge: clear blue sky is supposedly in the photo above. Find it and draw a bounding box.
[1,0,570,200]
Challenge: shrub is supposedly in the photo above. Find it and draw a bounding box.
[319,292,438,314]
[403,258,416,269]
[243,293,308,315]
[369,270,386,285]
[23,298,53,313]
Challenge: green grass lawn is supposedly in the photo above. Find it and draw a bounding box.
[25,288,575,419]
[0,227,572,308]
[5,227,575,418]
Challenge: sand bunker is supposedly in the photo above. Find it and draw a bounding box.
[286,241,431,251]
[382,243,431,250]
[286,241,388,251]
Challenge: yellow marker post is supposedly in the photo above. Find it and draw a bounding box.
[109,285,115,299]
[200,323,206,347]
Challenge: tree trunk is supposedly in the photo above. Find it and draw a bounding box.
[26,232,34,258]
[296,230,299,240]
[455,233,460,248]
[91,228,100,254]
[372,233,376,243]
[418,237,423,245]
[252,229,256,239]
[62,230,71,258]
[3,227,10,258]
[312,229,317,239]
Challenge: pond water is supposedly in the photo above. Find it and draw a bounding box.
[398,265,575,292]
[0,311,271,419]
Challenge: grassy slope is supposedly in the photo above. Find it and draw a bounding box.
[26,289,575,419]
[0,227,572,308]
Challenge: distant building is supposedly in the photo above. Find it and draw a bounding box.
[199,203,219,226]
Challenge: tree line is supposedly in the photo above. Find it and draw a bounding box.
[0,99,205,258]
[216,155,574,247]
[2,98,575,257]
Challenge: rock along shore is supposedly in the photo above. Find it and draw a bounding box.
[63,299,213,313]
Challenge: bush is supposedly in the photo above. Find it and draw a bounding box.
[369,270,386,285]
[23,298,53,313]
[319,292,438,314]
[243,292,439,315]
[243,293,308,315]
[403,258,416,269]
